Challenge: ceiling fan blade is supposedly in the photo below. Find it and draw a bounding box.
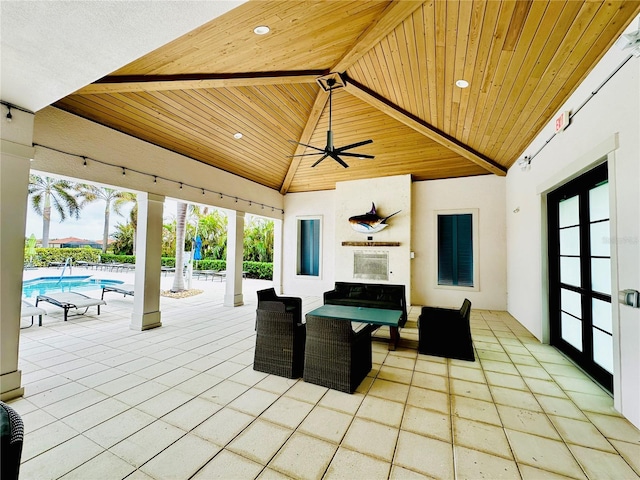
[329,152,350,168]
[288,139,326,153]
[336,138,373,152]
[337,152,375,159]
[288,151,328,158]
[311,153,329,167]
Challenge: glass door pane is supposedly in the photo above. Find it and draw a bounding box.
[548,163,612,392]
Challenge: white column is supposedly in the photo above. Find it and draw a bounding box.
[272,218,284,294]
[130,192,164,330]
[224,210,245,307]
[1,108,35,401]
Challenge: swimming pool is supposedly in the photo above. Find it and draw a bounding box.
[22,276,124,299]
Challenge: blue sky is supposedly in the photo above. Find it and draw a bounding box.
[25,197,177,241]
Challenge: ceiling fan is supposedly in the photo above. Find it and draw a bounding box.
[289,75,374,168]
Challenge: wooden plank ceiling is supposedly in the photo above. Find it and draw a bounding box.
[57,0,640,194]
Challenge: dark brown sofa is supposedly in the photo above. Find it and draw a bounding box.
[323,282,407,327]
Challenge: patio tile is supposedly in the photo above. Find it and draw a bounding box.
[357,395,405,428]
[113,380,169,407]
[414,358,447,376]
[140,432,220,479]
[368,379,410,403]
[59,450,136,479]
[450,378,493,402]
[549,415,616,452]
[411,371,448,393]
[506,429,585,478]
[519,465,587,480]
[192,406,254,447]
[61,397,130,432]
[162,396,222,431]
[22,420,80,461]
[452,395,502,426]
[269,432,337,480]
[342,418,399,462]
[389,465,432,479]
[393,430,454,479]
[19,435,104,480]
[569,443,639,479]
[20,407,59,432]
[401,405,450,442]
[454,446,520,479]
[609,439,640,476]
[406,386,449,414]
[452,417,513,459]
[84,407,155,448]
[284,380,328,404]
[254,374,298,395]
[136,388,193,417]
[484,371,528,390]
[298,405,353,444]
[584,411,640,443]
[566,391,617,415]
[378,365,414,384]
[93,373,147,396]
[490,385,542,411]
[325,447,390,479]
[199,379,250,406]
[110,420,186,467]
[524,377,568,398]
[536,394,588,420]
[193,449,264,479]
[227,419,293,465]
[228,387,279,416]
[260,395,315,429]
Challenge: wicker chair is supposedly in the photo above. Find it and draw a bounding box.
[418,298,475,361]
[303,315,372,393]
[253,289,305,378]
[1,401,24,480]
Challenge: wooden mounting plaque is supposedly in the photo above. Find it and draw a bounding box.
[341,241,400,247]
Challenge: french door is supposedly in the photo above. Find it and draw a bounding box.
[548,162,613,392]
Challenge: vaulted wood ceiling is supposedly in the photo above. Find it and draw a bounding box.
[55,0,640,194]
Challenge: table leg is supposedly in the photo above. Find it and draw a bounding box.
[389,326,399,351]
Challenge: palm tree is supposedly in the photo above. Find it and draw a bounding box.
[75,185,135,253]
[171,201,188,292]
[28,175,81,247]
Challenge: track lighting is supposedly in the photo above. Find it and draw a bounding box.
[83,157,87,167]
[6,106,12,122]
[179,183,183,190]
[153,176,157,183]
[122,167,126,175]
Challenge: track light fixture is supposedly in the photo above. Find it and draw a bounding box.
[6,106,12,122]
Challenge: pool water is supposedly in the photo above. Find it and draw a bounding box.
[22,276,124,299]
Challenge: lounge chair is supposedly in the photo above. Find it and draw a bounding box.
[101,284,134,300]
[35,292,106,322]
[21,300,47,327]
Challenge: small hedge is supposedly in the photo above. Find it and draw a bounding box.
[26,247,101,267]
[28,249,273,280]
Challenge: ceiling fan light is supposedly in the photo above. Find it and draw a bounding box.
[253,25,270,35]
[455,79,469,88]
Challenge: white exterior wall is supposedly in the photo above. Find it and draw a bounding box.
[282,190,336,297]
[412,175,507,310]
[506,29,640,427]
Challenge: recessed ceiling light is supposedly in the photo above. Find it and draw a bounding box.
[233,132,243,139]
[253,25,270,35]
[455,79,469,88]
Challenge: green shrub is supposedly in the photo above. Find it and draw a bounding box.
[27,247,101,267]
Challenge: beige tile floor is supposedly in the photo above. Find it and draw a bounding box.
[9,269,640,479]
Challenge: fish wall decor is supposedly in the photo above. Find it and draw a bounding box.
[348,203,400,234]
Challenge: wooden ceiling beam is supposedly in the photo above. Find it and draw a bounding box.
[343,77,507,176]
[332,0,423,73]
[280,90,329,194]
[74,71,326,95]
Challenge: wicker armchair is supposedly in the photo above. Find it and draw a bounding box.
[303,315,372,393]
[1,401,24,480]
[418,298,475,361]
[253,289,305,378]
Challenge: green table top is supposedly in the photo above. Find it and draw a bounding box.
[307,304,401,327]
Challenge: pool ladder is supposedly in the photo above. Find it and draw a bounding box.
[56,257,73,284]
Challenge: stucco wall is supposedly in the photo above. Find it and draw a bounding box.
[411,175,507,310]
[506,25,640,427]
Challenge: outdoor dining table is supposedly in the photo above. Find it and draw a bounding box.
[306,304,403,351]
